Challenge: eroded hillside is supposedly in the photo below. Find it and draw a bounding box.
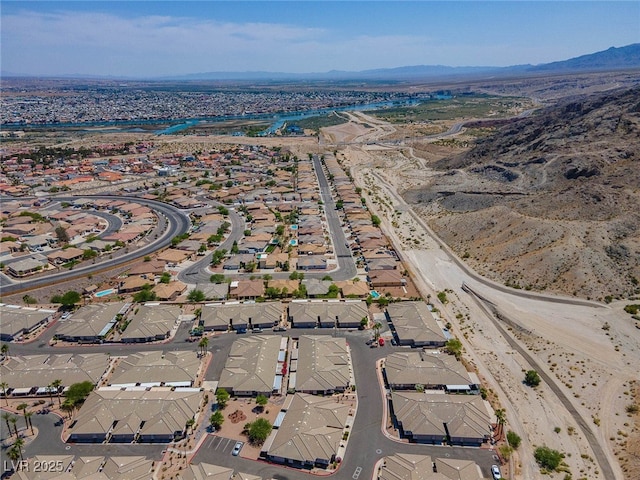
[404,87,640,300]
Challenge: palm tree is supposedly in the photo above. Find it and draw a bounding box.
[51,379,63,405]
[495,408,506,439]
[61,399,75,419]
[13,437,25,462]
[47,382,55,405]
[373,322,382,341]
[7,444,21,467]
[0,381,8,406]
[17,403,28,432]
[9,416,18,437]
[1,343,9,358]
[198,337,209,357]
[2,411,13,437]
[24,411,34,435]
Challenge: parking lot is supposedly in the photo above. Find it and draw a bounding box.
[201,435,241,456]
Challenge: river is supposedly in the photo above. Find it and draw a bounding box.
[4,98,427,136]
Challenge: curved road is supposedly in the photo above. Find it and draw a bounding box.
[367,160,604,309]
[0,195,191,295]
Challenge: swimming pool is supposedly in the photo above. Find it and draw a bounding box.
[290,225,298,230]
[370,290,381,299]
[95,288,115,298]
[289,239,298,246]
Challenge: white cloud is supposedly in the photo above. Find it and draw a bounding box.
[1,10,331,75]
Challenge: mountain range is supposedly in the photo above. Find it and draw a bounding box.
[160,43,640,81]
[3,44,639,82]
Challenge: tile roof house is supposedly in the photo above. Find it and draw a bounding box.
[384,351,480,393]
[293,336,351,394]
[229,280,265,300]
[66,388,203,443]
[385,302,447,348]
[218,336,282,396]
[265,393,350,468]
[391,392,492,446]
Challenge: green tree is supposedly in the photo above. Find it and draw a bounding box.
[55,226,70,244]
[327,283,339,298]
[371,215,381,227]
[524,370,541,387]
[255,394,268,411]
[231,241,239,254]
[160,272,172,284]
[216,388,230,409]
[51,291,81,307]
[209,411,224,429]
[437,291,448,304]
[247,417,272,445]
[507,430,522,449]
[22,295,37,305]
[64,381,94,407]
[188,289,206,302]
[0,343,8,358]
[133,285,156,303]
[82,249,97,260]
[445,338,463,359]
[534,445,563,471]
[210,273,226,283]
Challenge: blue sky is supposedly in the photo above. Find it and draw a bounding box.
[2,1,639,77]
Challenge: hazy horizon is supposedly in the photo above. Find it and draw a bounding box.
[2,1,639,77]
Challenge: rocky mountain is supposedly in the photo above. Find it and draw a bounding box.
[405,87,640,300]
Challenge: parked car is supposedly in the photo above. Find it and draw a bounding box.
[378,337,385,346]
[491,465,502,480]
[252,328,262,333]
[232,441,243,456]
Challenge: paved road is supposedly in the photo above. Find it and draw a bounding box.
[177,204,246,284]
[0,195,191,295]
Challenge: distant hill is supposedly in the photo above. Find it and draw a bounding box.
[4,43,638,82]
[155,44,639,82]
[527,43,640,72]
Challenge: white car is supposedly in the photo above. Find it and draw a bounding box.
[232,441,243,456]
[491,465,502,480]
